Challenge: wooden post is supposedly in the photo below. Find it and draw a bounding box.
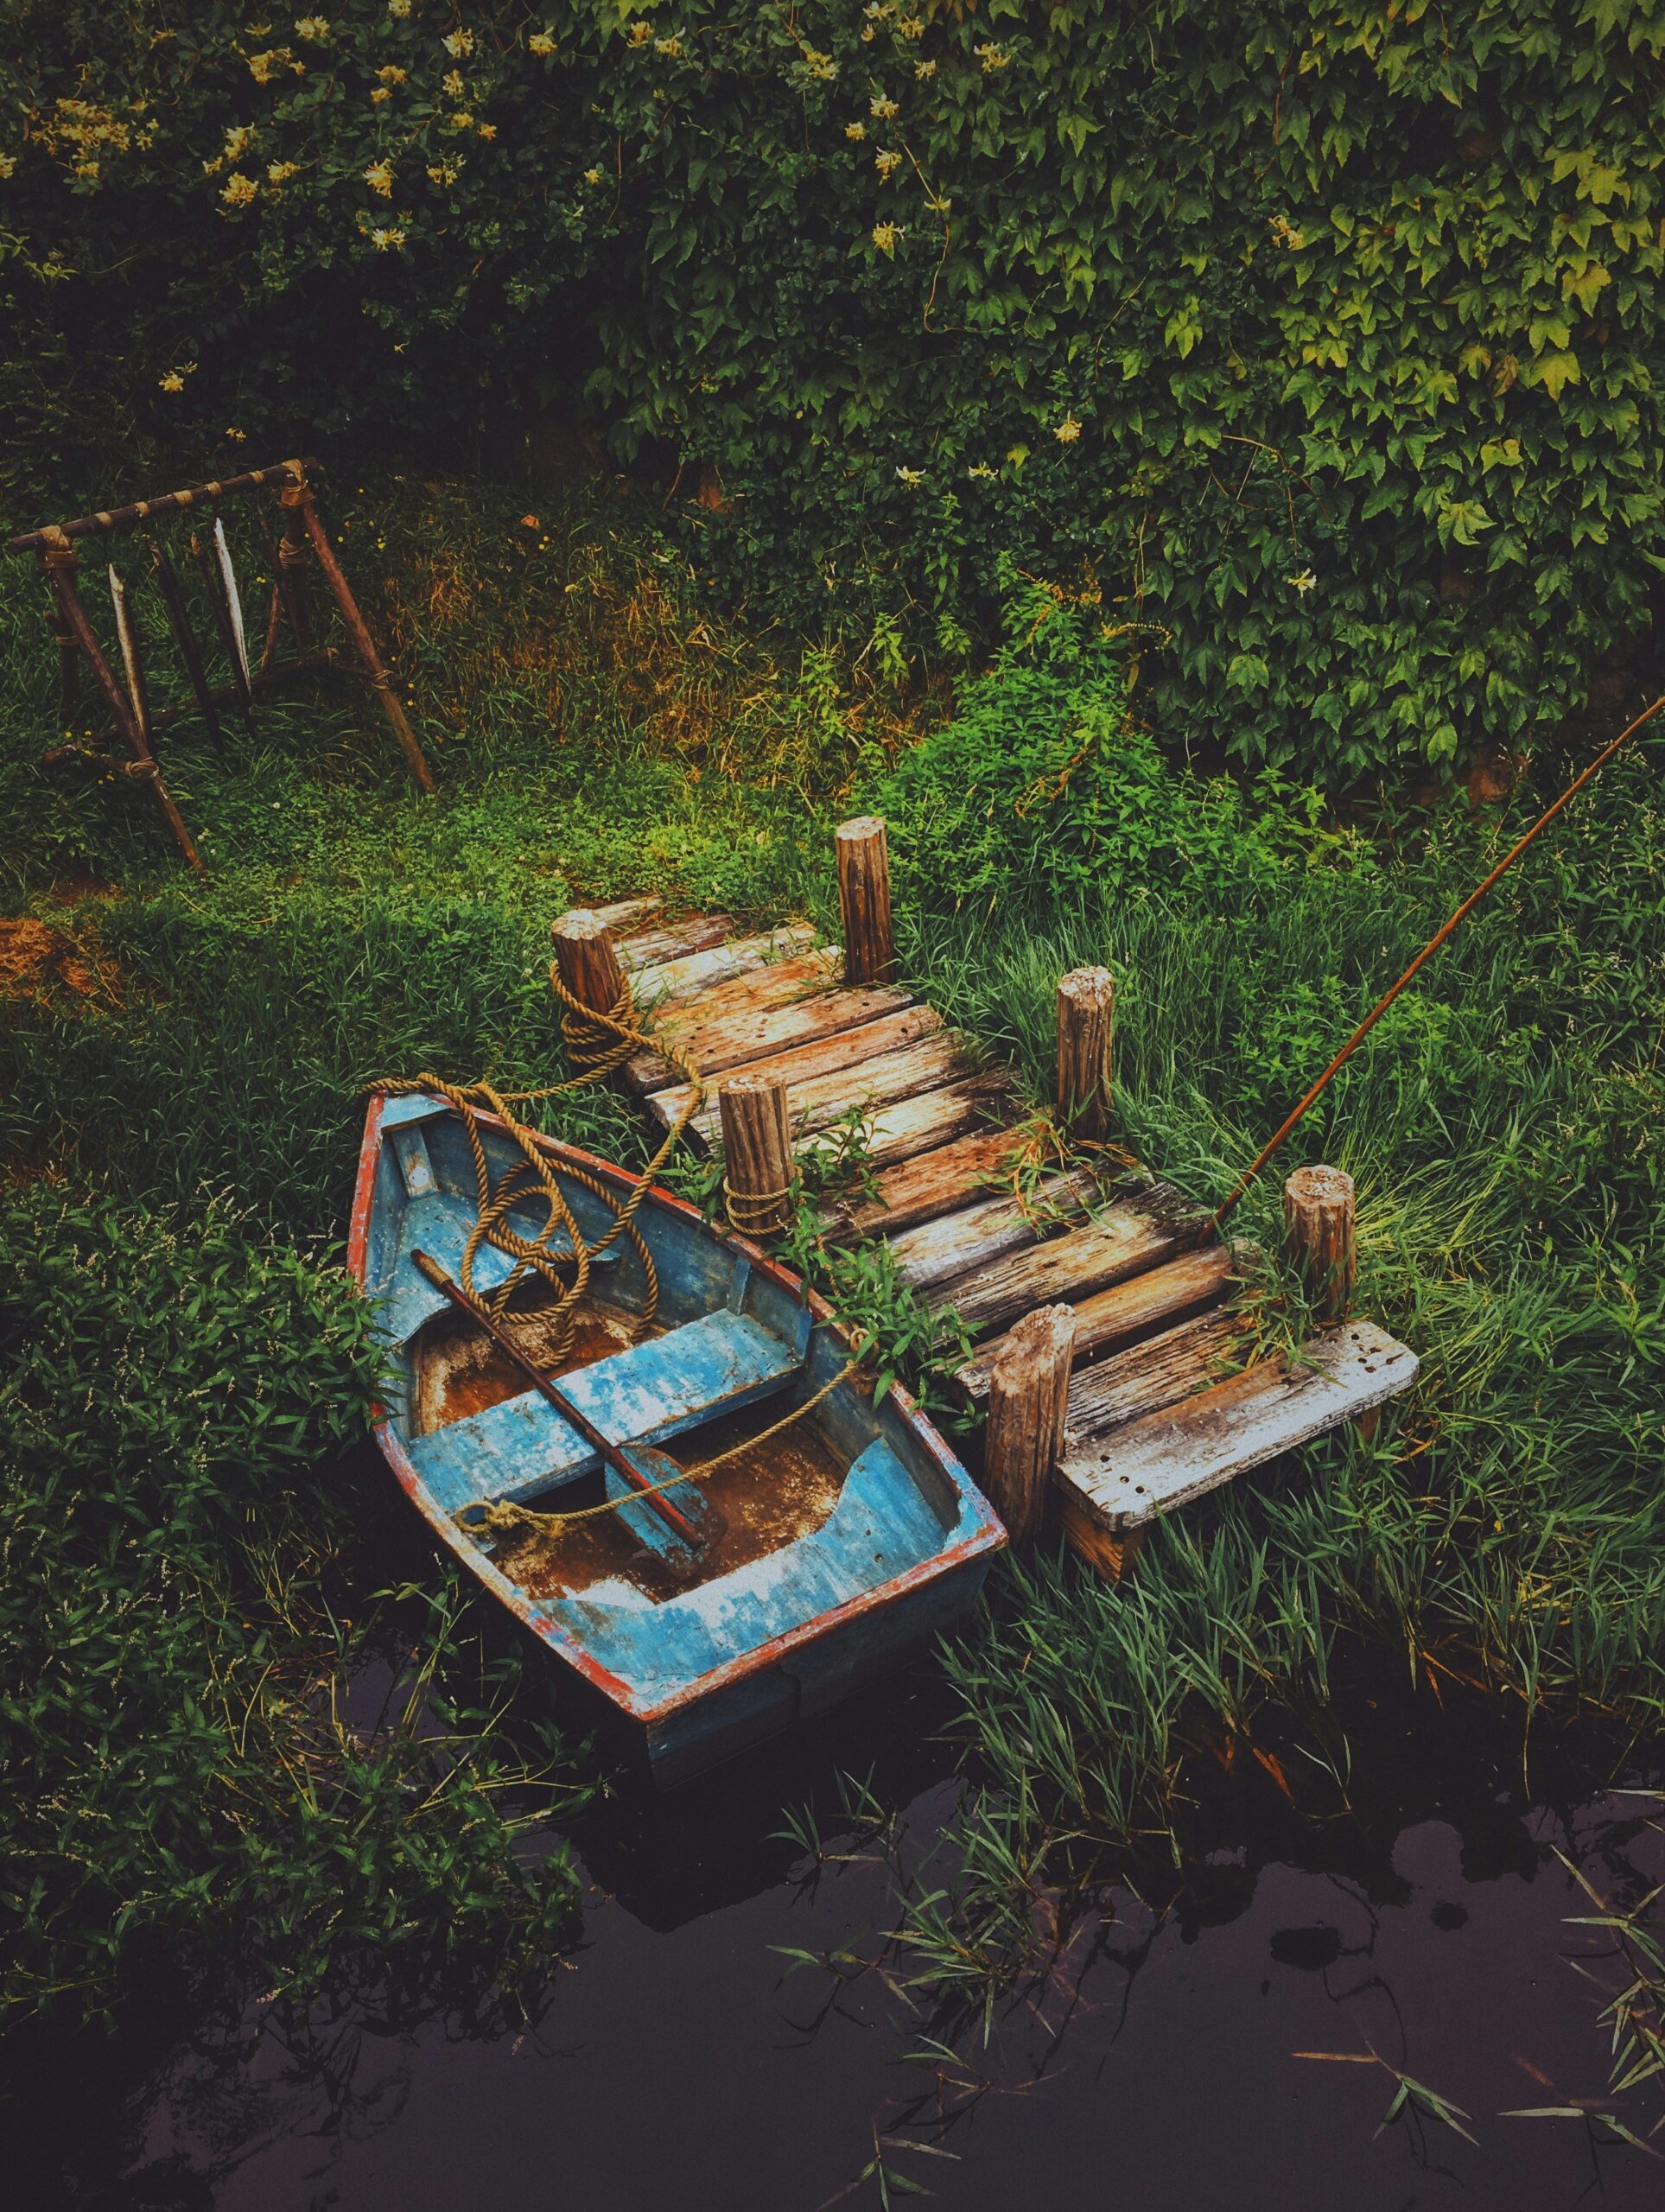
[836,816,897,986]
[293,478,435,793]
[551,909,626,1017]
[39,535,203,874]
[1056,965,1115,1139]
[719,1072,795,1239]
[1282,1164,1356,1324]
[275,483,314,652]
[982,1303,1077,1545]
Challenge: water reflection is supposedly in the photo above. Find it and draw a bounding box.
[6,1651,1662,2212]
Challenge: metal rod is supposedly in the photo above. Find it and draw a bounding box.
[1211,691,1665,1226]
[8,459,317,554]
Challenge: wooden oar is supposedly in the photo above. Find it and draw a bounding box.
[149,534,226,750]
[409,1249,722,1551]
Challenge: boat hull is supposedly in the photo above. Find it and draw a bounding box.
[350,1092,1005,1784]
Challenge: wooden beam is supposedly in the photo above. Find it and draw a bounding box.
[817,1125,1030,1243]
[1063,1305,1250,1437]
[883,1168,1111,1293]
[632,924,821,1010]
[656,1015,956,1135]
[1055,1318,1419,1548]
[625,981,920,1094]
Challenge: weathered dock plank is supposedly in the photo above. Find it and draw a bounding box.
[816,1125,1029,1244]
[804,1074,1013,1173]
[632,923,820,1010]
[883,1169,1110,1294]
[1055,1319,1420,1545]
[1063,1305,1250,1439]
[956,1243,1240,1403]
[937,1185,1212,1340]
[617,910,738,973]
[684,1033,980,1145]
[626,980,921,1092]
[645,1004,944,1128]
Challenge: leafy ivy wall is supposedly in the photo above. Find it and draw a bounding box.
[4,1,1662,776]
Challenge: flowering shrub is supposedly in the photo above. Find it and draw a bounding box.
[3,2,1663,778]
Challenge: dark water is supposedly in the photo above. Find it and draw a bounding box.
[6,1651,1662,2212]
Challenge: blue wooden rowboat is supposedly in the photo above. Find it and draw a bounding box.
[349,1091,1006,1785]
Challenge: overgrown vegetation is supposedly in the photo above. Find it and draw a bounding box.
[5,3,1664,775]
[0,1189,591,2024]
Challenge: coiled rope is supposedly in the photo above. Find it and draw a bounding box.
[382,947,863,1561]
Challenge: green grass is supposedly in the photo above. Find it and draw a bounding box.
[3,465,1662,2063]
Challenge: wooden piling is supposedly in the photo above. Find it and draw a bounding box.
[1282,1164,1356,1324]
[294,480,435,793]
[1056,965,1115,1139]
[836,816,897,987]
[982,1303,1077,1546]
[718,1072,795,1239]
[551,909,627,1018]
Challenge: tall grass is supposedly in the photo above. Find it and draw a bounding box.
[882,748,1665,1993]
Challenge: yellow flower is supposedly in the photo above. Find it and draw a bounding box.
[370,225,408,250]
[377,64,407,84]
[365,160,394,195]
[371,85,391,101]
[894,466,923,486]
[975,41,1009,72]
[427,159,461,184]
[875,148,901,180]
[801,48,836,79]
[225,123,256,159]
[1268,213,1305,250]
[529,32,555,55]
[845,122,867,141]
[442,29,474,58]
[388,0,410,14]
[476,120,496,138]
[1287,569,1318,594]
[222,171,258,206]
[898,13,924,35]
[294,15,329,39]
[871,221,901,255]
[267,159,298,183]
[1054,414,1082,442]
[966,462,995,480]
[447,109,473,129]
[869,94,899,118]
[583,164,603,184]
[443,68,465,96]
[247,48,291,84]
[627,19,651,45]
[915,59,937,79]
[158,370,186,392]
[654,35,682,55]
[0,153,16,180]
[226,427,248,441]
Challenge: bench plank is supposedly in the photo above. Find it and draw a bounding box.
[406,1307,802,1516]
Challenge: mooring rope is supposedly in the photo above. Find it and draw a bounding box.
[383,950,858,1557]
[1211,692,1665,1226]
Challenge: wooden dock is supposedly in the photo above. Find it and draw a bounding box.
[558,825,1417,1580]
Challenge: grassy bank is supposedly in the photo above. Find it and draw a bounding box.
[3,470,1662,2050]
